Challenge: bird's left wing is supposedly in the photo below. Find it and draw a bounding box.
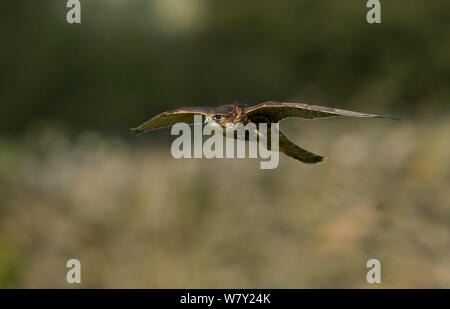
[245,101,401,123]
[130,106,214,134]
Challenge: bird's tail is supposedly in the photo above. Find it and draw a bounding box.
[278,131,324,164]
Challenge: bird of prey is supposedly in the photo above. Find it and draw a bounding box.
[130,101,399,164]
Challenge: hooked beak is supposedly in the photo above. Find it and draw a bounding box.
[204,116,212,124]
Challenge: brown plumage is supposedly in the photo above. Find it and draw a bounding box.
[130,101,400,164]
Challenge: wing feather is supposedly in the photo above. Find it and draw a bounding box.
[245,101,401,122]
[130,106,214,134]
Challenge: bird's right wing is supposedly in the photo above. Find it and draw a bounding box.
[130,106,214,134]
[245,101,401,123]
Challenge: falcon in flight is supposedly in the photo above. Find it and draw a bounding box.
[131,101,399,164]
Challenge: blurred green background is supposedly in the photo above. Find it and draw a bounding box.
[0,0,449,288]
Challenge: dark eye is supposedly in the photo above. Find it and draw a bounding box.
[213,115,223,121]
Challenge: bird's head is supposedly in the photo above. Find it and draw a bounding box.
[203,104,237,130]
[204,113,228,127]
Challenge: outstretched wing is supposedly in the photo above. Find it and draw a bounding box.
[245,101,401,122]
[130,106,214,134]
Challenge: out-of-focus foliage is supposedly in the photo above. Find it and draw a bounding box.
[0,119,449,288]
[0,0,449,288]
[0,0,449,134]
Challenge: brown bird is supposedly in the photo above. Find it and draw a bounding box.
[130,101,400,164]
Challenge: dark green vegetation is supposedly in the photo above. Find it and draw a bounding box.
[0,1,448,133]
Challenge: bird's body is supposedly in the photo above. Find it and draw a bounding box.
[131,101,399,164]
